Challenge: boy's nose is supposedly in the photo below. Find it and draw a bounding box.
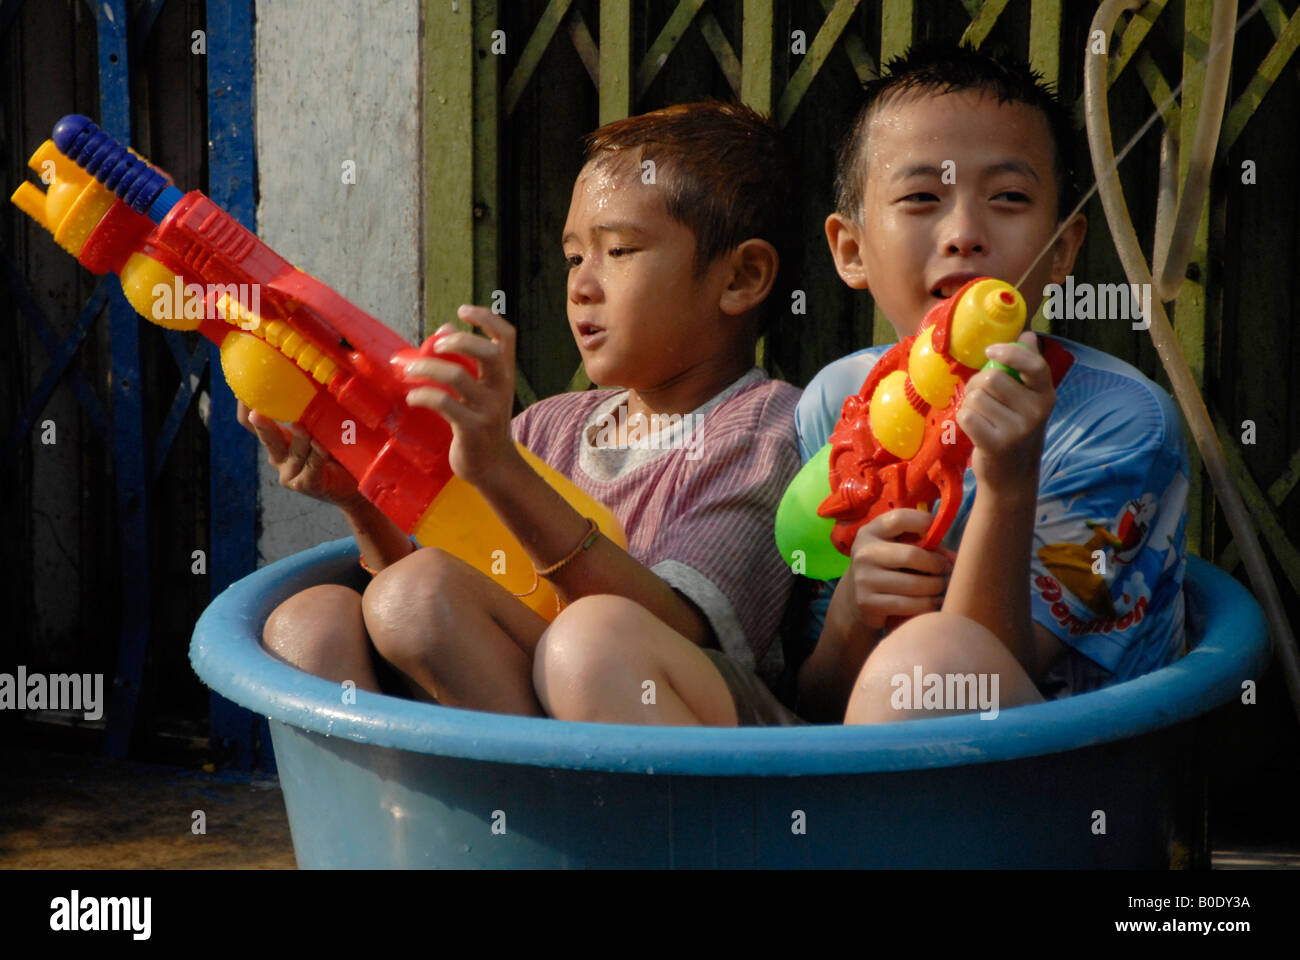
[945,235,985,256]
[940,204,986,256]
[568,265,601,304]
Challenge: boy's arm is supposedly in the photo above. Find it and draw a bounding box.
[796,577,879,722]
[942,481,1066,681]
[947,333,1067,681]
[1012,368,1189,686]
[476,447,714,644]
[405,307,712,645]
[239,401,416,572]
[337,493,417,572]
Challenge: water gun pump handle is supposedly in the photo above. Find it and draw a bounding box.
[53,114,182,222]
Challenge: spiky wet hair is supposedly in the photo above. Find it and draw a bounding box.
[834,43,1082,222]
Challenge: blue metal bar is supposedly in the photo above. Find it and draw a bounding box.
[3,277,108,454]
[162,328,192,370]
[151,334,208,489]
[99,0,151,760]
[205,0,268,771]
[0,254,109,449]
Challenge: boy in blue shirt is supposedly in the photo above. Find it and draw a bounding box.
[794,44,1189,724]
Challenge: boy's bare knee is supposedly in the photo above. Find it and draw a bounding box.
[534,596,644,719]
[362,548,465,663]
[551,595,644,639]
[847,612,1037,724]
[869,612,994,670]
[363,547,461,618]
[262,584,363,667]
[536,595,635,676]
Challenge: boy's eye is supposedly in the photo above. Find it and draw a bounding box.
[993,191,1031,203]
[899,193,939,203]
[564,253,582,268]
[608,246,633,257]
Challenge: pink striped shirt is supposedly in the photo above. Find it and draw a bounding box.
[511,369,802,688]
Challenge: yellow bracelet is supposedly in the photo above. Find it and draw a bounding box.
[536,517,601,576]
[511,517,601,599]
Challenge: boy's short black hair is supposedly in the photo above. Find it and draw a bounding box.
[834,43,1082,222]
[583,101,796,333]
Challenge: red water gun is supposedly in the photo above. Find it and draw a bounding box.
[775,277,1027,580]
[12,115,624,618]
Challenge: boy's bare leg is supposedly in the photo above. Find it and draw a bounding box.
[844,611,1044,724]
[361,547,548,715]
[262,584,382,693]
[534,595,738,726]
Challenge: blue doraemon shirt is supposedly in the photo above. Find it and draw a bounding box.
[795,334,1189,697]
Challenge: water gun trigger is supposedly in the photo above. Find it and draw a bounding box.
[920,461,965,550]
[980,339,1035,383]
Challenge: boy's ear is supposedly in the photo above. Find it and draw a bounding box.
[1048,212,1087,284]
[718,238,779,317]
[825,212,870,290]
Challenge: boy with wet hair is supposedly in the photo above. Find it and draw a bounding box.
[795,43,1189,723]
[250,101,808,725]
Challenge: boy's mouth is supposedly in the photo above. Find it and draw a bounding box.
[575,321,605,346]
[930,272,985,299]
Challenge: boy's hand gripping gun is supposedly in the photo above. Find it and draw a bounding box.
[12,115,625,619]
[775,278,1027,581]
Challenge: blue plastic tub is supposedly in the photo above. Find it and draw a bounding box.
[190,538,1268,868]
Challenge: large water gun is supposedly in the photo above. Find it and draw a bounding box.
[12,115,625,619]
[775,277,1027,580]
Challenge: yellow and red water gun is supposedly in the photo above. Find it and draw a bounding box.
[13,115,624,618]
[775,277,1027,580]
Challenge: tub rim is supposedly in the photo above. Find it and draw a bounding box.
[190,539,1268,776]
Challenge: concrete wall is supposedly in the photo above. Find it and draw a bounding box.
[254,0,422,562]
